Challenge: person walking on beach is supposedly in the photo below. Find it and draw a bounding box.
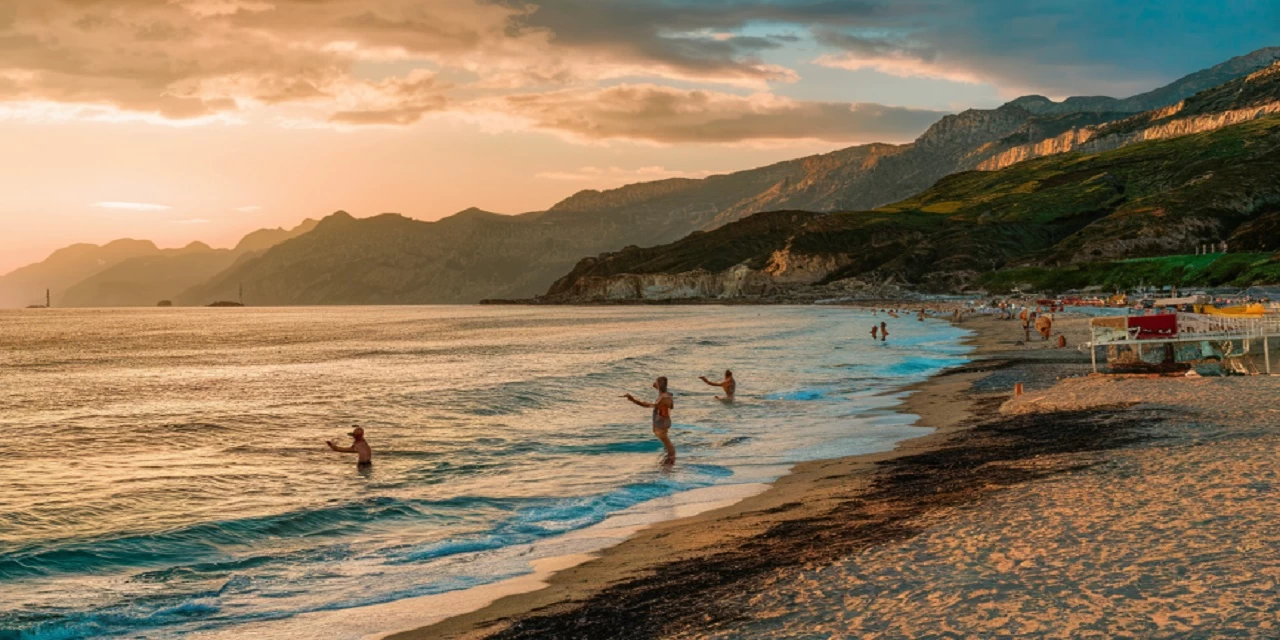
[880,321,889,342]
[327,426,372,467]
[699,370,736,401]
[624,377,676,465]
[1035,313,1053,341]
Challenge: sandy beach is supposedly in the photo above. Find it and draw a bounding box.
[390,312,1280,639]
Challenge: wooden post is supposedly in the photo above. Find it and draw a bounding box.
[1266,336,1272,376]
[1091,326,1098,374]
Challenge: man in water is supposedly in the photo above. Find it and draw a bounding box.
[624,376,676,465]
[699,370,736,401]
[870,325,879,340]
[880,321,889,342]
[326,426,372,466]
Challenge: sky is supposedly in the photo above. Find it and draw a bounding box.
[1,0,1278,273]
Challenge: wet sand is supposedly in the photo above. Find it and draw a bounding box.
[390,313,1280,639]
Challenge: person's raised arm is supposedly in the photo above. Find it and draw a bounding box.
[699,376,725,388]
[327,440,356,453]
[622,393,652,408]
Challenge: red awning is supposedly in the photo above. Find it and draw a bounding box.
[1127,314,1177,340]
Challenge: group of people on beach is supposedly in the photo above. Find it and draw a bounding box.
[991,300,1068,348]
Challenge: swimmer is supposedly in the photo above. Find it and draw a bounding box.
[698,369,736,401]
[870,325,879,340]
[880,321,889,342]
[326,426,372,467]
[623,376,676,465]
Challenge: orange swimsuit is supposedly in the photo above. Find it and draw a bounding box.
[652,394,672,428]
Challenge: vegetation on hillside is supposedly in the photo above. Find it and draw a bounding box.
[978,253,1280,292]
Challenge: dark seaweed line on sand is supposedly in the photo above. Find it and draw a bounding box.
[479,398,1167,640]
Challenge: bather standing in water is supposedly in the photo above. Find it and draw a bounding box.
[624,376,676,465]
[326,426,372,467]
[699,369,736,401]
[880,321,889,342]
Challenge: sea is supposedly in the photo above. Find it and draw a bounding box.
[0,306,970,639]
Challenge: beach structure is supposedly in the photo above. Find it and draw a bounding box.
[1087,312,1280,375]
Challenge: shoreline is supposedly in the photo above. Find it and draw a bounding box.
[386,311,1062,640]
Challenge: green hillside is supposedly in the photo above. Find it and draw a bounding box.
[979,253,1280,292]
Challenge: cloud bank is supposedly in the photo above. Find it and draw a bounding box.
[1,0,1273,142]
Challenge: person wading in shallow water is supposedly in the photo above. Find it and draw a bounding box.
[624,377,676,465]
[699,369,736,401]
[880,321,889,342]
[327,426,372,467]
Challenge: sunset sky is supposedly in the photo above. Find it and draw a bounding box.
[2,0,1277,273]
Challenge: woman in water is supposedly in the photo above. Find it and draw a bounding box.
[624,376,676,465]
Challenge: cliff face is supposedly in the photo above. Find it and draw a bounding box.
[543,114,1280,301]
[549,247,855,301]
[552,266,776,301]
[977,61,1280,171]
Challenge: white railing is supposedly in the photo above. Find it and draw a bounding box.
[1086,312,1280,375]
[1176,312,1280,338]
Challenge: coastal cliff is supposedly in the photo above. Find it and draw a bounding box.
[547,245,857,302]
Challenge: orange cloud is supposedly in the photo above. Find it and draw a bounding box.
[494,84,946,144]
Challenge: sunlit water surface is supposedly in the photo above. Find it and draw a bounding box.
[0,306,969,639]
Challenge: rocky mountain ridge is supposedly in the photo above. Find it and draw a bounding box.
[543,113,1280,302]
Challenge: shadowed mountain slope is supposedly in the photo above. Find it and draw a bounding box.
[1,219,317,308]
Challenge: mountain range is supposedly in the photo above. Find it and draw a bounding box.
[547,100,1280,301]
[6,46,1280,307]
[0,219,316,308]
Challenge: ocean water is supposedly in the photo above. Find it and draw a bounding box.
[0,306,970,639]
